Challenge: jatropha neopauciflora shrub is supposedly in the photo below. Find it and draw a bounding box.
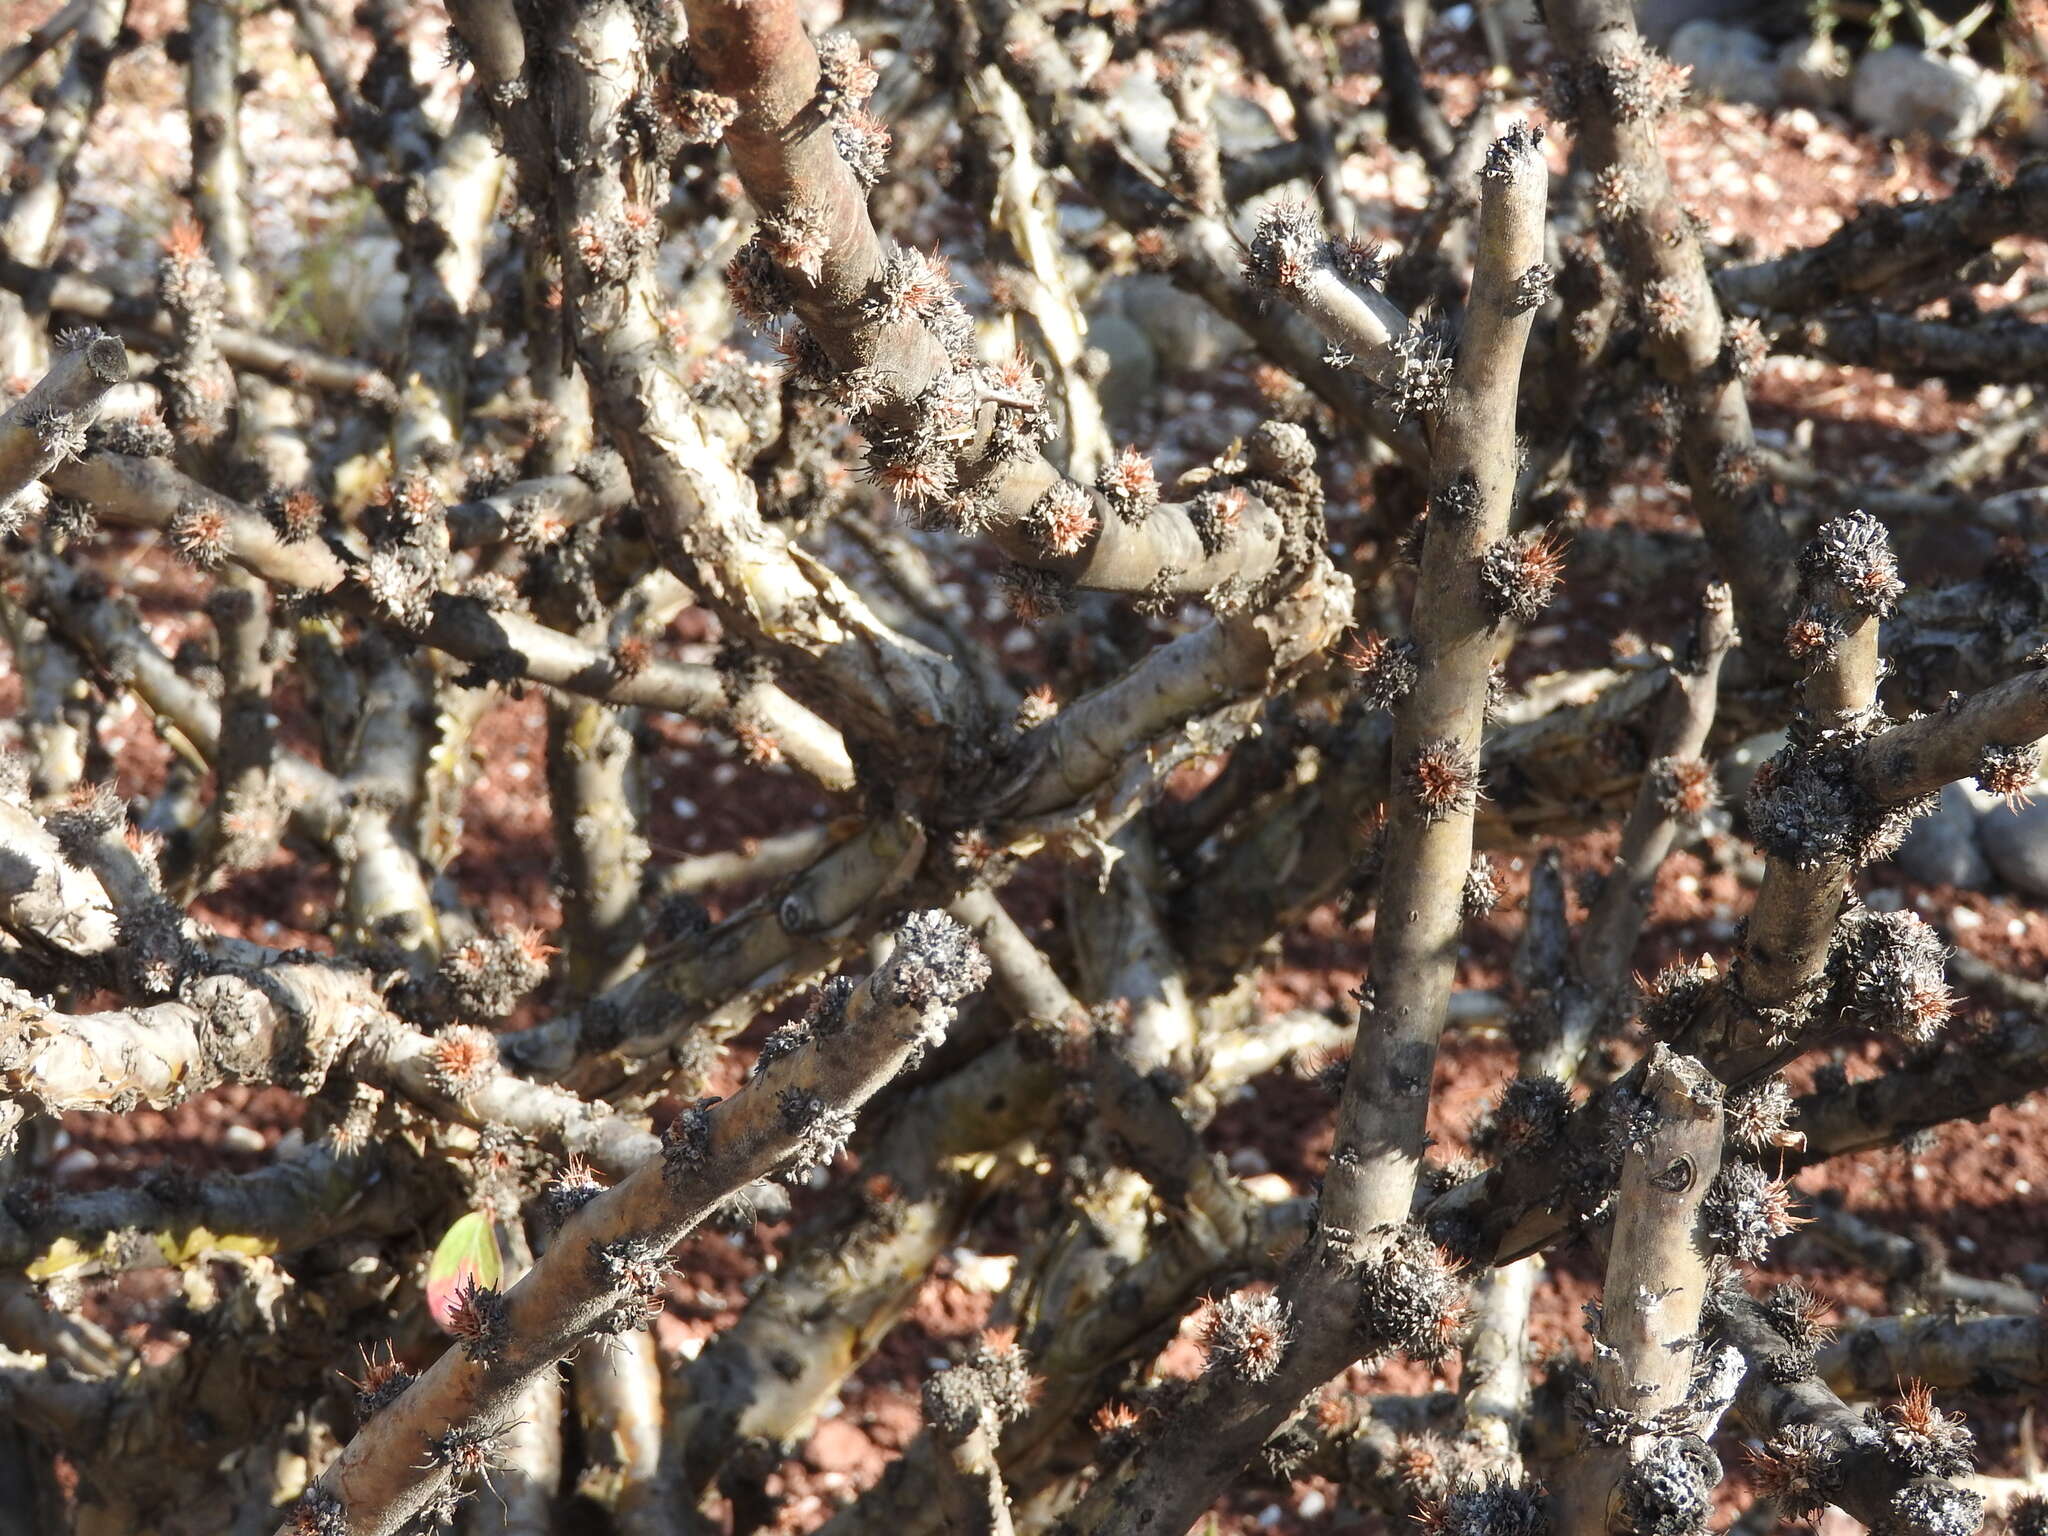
[0,0,2043,1532]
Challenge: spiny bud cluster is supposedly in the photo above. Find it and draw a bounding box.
[1482,121,1544,182]
[1097,445,1159,525]
[921,1328,1035,1443]
[569,206,660,287]
[169,495,232,569]
[655,50,737,146]
[1749,1422,1838,1517]
[1703,1159,1801,1262]
[1479,529,1568,624]
[884,910,990,1017]
[1412,1472,1548,1536]
[1347,630,1419,711]
[418,928,555,1024]
[814,32,877,116]
[1552,45,1690,124]
[344,1340,414,1420]
[1619,1435,1717,1536]
[445,1275,509,1363]
[1746,716,1930,873]
[1800,510,1904,619]
[1461,855,1501,918]
[1649,755,1720,821]
[1355,1223,1467,1362]
[998,563,1074,623]
[1476,1074,1572,1156]
[1404,738,1481,824]
[1199,1289,1291,1382]
[1025,480,1098,558]
[1974,741,2040,802]
[261,486,326,543]
[1243,202,1325,293]
[1871,1381,1976,1480]
[1386,312,1454,420]
[1725,1076,1797,1153]
[660,1097,718,1185]
[588,1235,669,1330]
[544,1155,604,1225]
[777,1088,856,1180]
[1757,1280,1833,1379]
[157,221,233,447]
[1832,906,1953,1042]
[425,1023,500,1098]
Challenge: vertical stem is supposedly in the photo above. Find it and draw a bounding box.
[1551,1047,1724,1536]
[1322,127,1549,1240]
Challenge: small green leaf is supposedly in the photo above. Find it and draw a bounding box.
[425,1211,503,1333]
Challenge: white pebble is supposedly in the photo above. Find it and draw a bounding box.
[1950,907,1982,930]
[2008,919,2027,938]
[508,760,530,781]
[2017,1179,2034,1196]
[221,1124,267,1154]
[1912,1163,1928,1180]
[52,1148,98,1180]
[671,796,698,818]
[1257,1506,1283,1529]
[1297,1491,1328,1519]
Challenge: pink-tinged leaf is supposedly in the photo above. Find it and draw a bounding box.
[426,1211,503,1333]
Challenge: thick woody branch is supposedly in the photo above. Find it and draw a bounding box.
[1787,1010,2048,1169]
[0,960,380,1116]
[1551,1048,1725,1536]
[1816,1315,2048,1400]
[1786,307,2048,386]
[1578,587,1736,991]
[0,812,655,1173]
[1047,127,1550,1536]
[1528,586,1736,1082]
[1717,160,2048,316]
[1542,0,1799,650]
[569,1330,679,1536]
[0,0,122,378]
[277,914,988,1536]
[0,796,118,963]
[1854,668,2048,809]
[685,0,1336,595]
[1718,515,1888,1045]
[0,1136,435,1277]
[185,0,256,324]
[40,451,856,790]
[1722,1296,1983,1535]
[0,329,128,516]
[1324,124,1548,1245]
[0,256,393,399]
[984,6,1425,470]
[443,465,633,549]
[1800,1200,2042,1316]
[0,0,89,95]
